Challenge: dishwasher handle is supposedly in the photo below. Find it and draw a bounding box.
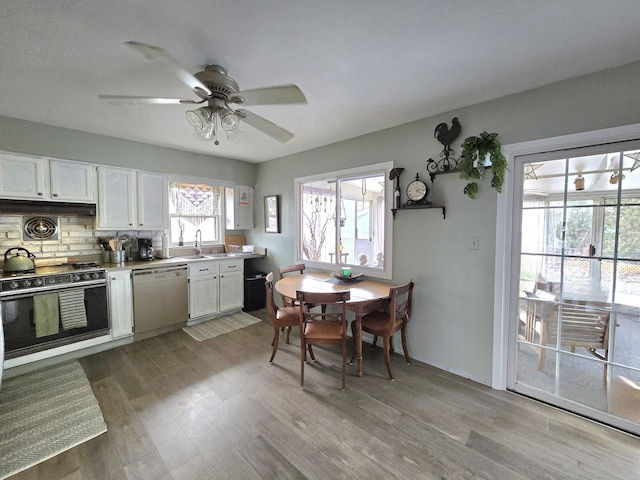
[133,266,187,282]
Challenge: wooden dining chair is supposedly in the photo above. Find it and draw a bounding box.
[279,263,326,312]
[296,290,350,390]
[265,272,300,362]
[278,263,307,307]
[353,280,414,380]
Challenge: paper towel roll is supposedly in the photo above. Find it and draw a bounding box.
[161,233,170,258]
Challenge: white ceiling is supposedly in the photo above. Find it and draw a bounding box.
[2,1,640,164]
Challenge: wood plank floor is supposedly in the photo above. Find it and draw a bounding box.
[9,309,639,479]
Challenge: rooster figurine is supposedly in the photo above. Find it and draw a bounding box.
[426,117,462,179]
[434,117,461,155]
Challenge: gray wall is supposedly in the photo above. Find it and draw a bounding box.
[250,60,640,385]
[0,116,256,184]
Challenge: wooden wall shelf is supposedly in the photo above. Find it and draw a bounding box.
[391,204,446,219]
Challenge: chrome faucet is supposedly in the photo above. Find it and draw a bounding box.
[195,229,202,255]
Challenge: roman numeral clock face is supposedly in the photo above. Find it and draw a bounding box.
[406,175,428,203]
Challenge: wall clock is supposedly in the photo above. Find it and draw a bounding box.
[405,173,429,205]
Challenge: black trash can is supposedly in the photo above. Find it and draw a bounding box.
[243,271,267,312]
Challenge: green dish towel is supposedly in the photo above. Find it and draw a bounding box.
[33,293,60,338]
[58,289,88,330]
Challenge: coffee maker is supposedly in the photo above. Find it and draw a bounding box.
[138,238,154,261]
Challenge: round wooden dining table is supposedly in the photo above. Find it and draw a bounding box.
[275,272,395,376]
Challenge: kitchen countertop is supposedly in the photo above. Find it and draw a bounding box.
[102,252,265,272]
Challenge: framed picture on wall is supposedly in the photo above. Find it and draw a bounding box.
[264,195,280,233]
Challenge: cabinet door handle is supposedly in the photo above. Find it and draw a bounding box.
[52,193,58,197]
[38,192,43,196]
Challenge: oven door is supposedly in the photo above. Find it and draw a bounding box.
[1,283,109,359]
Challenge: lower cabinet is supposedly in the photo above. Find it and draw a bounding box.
[188,259,244,323]
[188,261,220,321]
[219,259,244,312]
[108,270,134,338]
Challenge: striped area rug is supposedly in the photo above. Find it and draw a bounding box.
[182,311,262,341]
[0,360,107,479]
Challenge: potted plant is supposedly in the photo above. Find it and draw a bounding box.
[458,131,507,199]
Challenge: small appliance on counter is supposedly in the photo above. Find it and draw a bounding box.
[138,238,154,261]
[3,247,36,274]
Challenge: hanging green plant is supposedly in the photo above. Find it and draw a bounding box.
[458,131,507,199]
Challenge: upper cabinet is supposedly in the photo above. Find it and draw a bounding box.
[0,152,96,203]
[49,159,96,202]
[97,166,168,230]
[225,185,254,230]
[137,171,169,229]
[96,166,135,228]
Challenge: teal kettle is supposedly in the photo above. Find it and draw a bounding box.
[3,247,36,274]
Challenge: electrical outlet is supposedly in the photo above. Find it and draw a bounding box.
[469,236,479,250]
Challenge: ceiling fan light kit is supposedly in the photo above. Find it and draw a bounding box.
[220,110,240,132]
[99,42,307,145]
[185,107,211,130]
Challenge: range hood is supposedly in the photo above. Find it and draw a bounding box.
[0,199,96,216]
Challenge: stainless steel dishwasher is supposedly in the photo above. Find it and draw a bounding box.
[132,266,188,334]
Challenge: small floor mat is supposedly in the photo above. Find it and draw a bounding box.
[0,360,107,479]
[182,311,262,341]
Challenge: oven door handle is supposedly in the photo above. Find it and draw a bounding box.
[0,281,106,300]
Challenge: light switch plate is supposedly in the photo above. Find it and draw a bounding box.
[469,236,479,250]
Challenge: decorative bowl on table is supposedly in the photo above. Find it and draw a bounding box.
[331,271,363,281]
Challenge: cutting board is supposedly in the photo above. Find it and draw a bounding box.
[34,257,68,267]
[224,234,246,252]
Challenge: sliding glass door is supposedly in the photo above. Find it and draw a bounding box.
[509,142,640,433]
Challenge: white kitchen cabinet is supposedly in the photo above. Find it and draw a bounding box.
[0,153,46,199]
[96,166,168,229]
[225,185,254,229]
[0,152,95,202]
[108,269,134,338]
[137,171,169,229]
[188,259,245,322]
[188,261,220,322]
[97,166,136,228]
[49,159,96,202]
[219,259,244,312]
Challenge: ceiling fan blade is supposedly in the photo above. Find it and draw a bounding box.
[125,41,212,99]
[98,95,202,105]
[231,85,306,106]
[236,109,294,143]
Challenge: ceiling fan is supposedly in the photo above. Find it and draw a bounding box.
[98,41,306,144]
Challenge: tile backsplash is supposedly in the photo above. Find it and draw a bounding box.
[0,214,162,261]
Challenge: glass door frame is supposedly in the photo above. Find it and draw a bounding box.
[492,124,640,434]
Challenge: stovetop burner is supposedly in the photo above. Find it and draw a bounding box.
[1,268,36,277]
